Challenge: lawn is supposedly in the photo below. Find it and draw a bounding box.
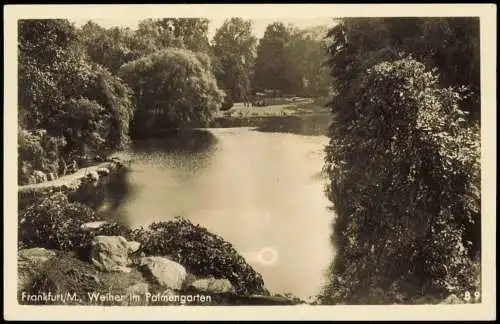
[218,98,328,118]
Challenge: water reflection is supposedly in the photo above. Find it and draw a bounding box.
[69,168,132,222]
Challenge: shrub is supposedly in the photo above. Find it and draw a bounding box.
[18,128,66,185]
[18,193,99,251]
[321,58,480,304]
[128,217,266,296]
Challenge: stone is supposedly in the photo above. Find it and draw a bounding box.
[33,170,47,183]
[47,172,56,181]
[18,248,56,291]
[127,241,141,253]
[90,236,135,272]
[139,256,186,290]
[189,278,234,294]
[86,171,99,182]
[80,221,109,231]
[19,248,56,264]
[27,175,37,185]
[96,167,110,177]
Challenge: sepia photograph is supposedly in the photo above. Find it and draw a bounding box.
[4,4,496,321]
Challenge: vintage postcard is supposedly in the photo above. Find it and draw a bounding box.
[3,4,496,321]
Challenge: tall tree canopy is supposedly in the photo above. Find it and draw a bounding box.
[119,48,224,135]
[286,25,331,97]
[212,18,257,103]
[327,17,480,121]
[252,22,295,94]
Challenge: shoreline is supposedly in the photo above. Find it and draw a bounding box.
[17,155,307,306]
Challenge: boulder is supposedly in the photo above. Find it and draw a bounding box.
[96,167,110,177]
[18,248,56,291]
[139,256,186,290]
[33,170,47,183]
[80,221,109,232]
[27,175,37,185]
[86,171,99,182]
[128,241,141,253]
[47,172,57,181]
[90,236,139,272]
[189,278,235,294]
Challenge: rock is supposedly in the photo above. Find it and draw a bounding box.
[80,221,109,231]
[90,236,135,272]
[189,278,234,294]
[441,294,463,304]
[139,256,186,290]
[86,171,99,182]
[96,167,110,177]
[33,170,47,183]
[127,241,141,253]
[27,175,37,185]
[19,248,56,264]
[18,248,56,291]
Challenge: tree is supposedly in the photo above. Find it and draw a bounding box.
[18,19,134,183]
[212,18,257,103]
[133,18,211,55]
[253,22,297,94]
[119,48,224,135]
[326,17,480,121]
[321,18,481,304]
[286,25,331,97]
[18,19,77,129]
[77,21,137,74]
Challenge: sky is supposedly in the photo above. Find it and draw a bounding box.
[70,17,336,40]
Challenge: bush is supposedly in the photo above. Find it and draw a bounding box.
[18,128,66,185]
[322,58,480,304]
[18,193,99,251]
[128,217,265,296]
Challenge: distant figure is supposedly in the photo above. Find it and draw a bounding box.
[244,97,252,108]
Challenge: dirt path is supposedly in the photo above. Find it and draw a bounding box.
[18,162,113,192]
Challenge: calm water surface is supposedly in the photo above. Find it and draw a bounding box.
[99,127,335,299]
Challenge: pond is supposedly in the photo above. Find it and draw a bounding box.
[93,125,336,300]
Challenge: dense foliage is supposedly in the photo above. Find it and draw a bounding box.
[119,48,225,133]
[18,193,98,251]
[212,18,257,104]
[18,19,134,185]
[18,129,66,184]
[326,17,480,121]
[322,17,481,304]
[252,22,331,97]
